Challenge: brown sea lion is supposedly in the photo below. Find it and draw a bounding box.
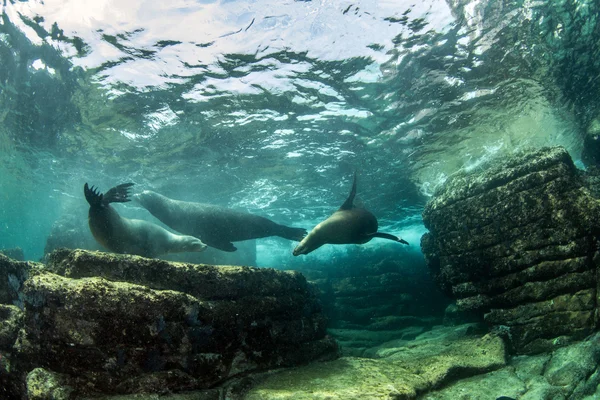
[293,173,409,256]
[84,183,207,258]
[133,188,306,252]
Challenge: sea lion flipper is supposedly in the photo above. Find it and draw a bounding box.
[84,183,104,208]
[205,239,238,252]
[339,172,357,210]
[370,232,409,245]
[104,183,135,204]
[276,225,307,241]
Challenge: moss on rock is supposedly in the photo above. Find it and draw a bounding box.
[26,368,73,400]
[46,249,310,300]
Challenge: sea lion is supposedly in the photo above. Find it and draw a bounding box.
[293,173,409,256]
[133,188,307,252]
[84,183,207,258]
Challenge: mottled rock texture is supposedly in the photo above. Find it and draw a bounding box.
[246,324,506,400]
[423,330,600,400]
[421,146,600,354]
[294,248,449,357]
[0,248,24,262]
[0,250,337,398]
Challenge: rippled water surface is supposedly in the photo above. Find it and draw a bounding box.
[0,0,598,262]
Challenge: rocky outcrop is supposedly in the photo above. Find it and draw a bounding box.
[295,248,449,357]
[421,146,600,354]
[423,330,600,400]
[0,254,43,399]
[0,254,42,307]
[0,248,24,262]
[0,250,337,398]
[246,323,506,400]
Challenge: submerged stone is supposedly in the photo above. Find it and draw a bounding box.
[26,368,73,400]
[424,331,600,400]
[0,248,24,262]
[0,254,44,308]
[421,146,600,354]
[9,249,336,397]
[246,324,506,400]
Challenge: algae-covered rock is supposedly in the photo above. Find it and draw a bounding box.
[46,249,308,300]
[424,331,600,400]
[26,368,73,400]
[421,146,600,354]
[0,248,24,262]
[246,324,506,400]
[0,253,43,306]
[0,304,22,349]
[11,250,337,397]
[0,305,24,400]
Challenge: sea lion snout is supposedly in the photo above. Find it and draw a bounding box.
[293,234,319,256]
[292,244,305,256]
[186,237,208,252]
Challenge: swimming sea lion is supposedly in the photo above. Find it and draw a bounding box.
[293,173,409,256]
[133,189,307,252]
[84,183,207,258]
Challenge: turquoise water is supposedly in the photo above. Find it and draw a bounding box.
[0,0,598,265]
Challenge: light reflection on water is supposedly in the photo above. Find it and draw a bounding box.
[0,0,597,260]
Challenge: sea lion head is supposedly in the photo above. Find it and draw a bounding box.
[292,229,322,256]
[178,236,208,253]
[292,241,308,256]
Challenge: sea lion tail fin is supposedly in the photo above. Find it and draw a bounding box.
[277,225,307,242]
[84,183,134,207]
[340,172,357,210]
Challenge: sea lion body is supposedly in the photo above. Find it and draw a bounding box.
[134,190,306,252]
[293,173,408,256]
[85,183,207,258]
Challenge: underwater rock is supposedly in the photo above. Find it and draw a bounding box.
[0,253,43,307]
[422,330,600,400]
[26,368,74,400]
[0,304,22,349]
[0,304,24,399]
[584,166,600,198]
[442,302,483,326]
[0,248,24,262]
[45,249,308,300]
[43,212,102,257]
[13,249,336,397]
[421,146,600,354]
[583,116,600,167]
[245,323,506,399]
[296,253,448,357]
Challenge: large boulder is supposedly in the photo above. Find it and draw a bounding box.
[1,249,337,398]
[421,146,600,354]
